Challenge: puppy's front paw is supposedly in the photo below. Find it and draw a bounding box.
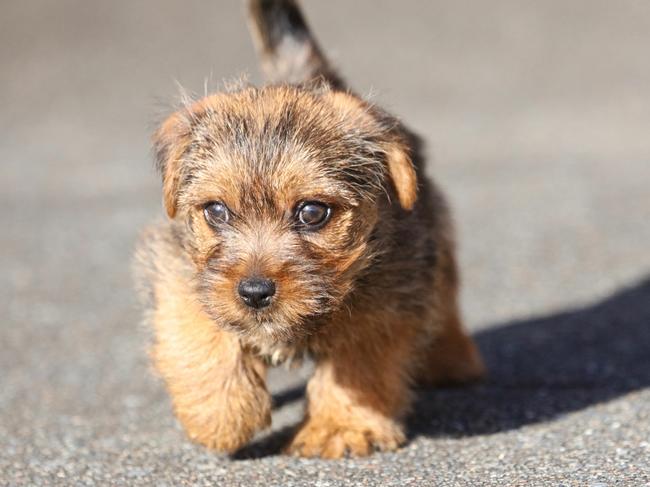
[181,395,271,454]
[286,418,405,459]
[172,353,272,454]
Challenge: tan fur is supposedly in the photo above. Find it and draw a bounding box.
[137,228,271,452]
[134,0,485,458]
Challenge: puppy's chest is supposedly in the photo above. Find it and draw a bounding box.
[242,335,306,367]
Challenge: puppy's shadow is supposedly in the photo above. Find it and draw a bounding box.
[411,275,650,437]
[235,276,650,457]
[231,386,306,459]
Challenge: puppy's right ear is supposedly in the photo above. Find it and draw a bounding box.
[152,112,193,219]
[384,141,418,211]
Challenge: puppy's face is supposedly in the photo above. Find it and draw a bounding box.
[154,86,416,343]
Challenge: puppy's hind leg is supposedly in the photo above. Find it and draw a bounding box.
[415,226,486,387]
[417,309,486,387]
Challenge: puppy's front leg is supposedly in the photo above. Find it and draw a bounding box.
[287,323,414,458]
[151,282,271,453]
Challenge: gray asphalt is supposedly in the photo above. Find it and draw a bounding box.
[2,1,650,485]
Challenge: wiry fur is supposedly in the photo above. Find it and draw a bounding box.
[135,0,485,458]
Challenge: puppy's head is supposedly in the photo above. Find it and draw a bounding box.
[153,86,417,343]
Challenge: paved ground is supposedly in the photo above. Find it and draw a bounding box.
[2,1,650,485]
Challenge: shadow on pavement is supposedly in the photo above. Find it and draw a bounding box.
[411,275,650,437]
[235,276,650,457]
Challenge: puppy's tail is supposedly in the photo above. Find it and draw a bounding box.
[246,0,344,88]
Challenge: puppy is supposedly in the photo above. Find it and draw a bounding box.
[135,0,485,458]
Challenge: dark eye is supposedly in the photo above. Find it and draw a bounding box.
[203,202,230,226]
[296,201,331,229]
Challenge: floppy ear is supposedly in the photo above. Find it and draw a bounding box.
[152,112,192,218]
[385,142,418,210]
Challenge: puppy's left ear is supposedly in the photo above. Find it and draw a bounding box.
[385,142,418,210]
[152,112,193,219]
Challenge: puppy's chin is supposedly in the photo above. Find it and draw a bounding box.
[221,309,316,347]
[226,318,306,365]
[219,320,307,366]
[236,318,289,340]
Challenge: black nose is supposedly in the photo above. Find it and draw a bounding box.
[238,278,276,309]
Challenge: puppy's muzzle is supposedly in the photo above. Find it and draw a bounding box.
[238,277,276,309]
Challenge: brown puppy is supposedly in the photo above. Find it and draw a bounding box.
[135,0,485,458]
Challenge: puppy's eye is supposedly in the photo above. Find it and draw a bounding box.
[296,202,331,229]
[204,202,230,226]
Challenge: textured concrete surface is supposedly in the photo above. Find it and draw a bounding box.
[2,1,650,485]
